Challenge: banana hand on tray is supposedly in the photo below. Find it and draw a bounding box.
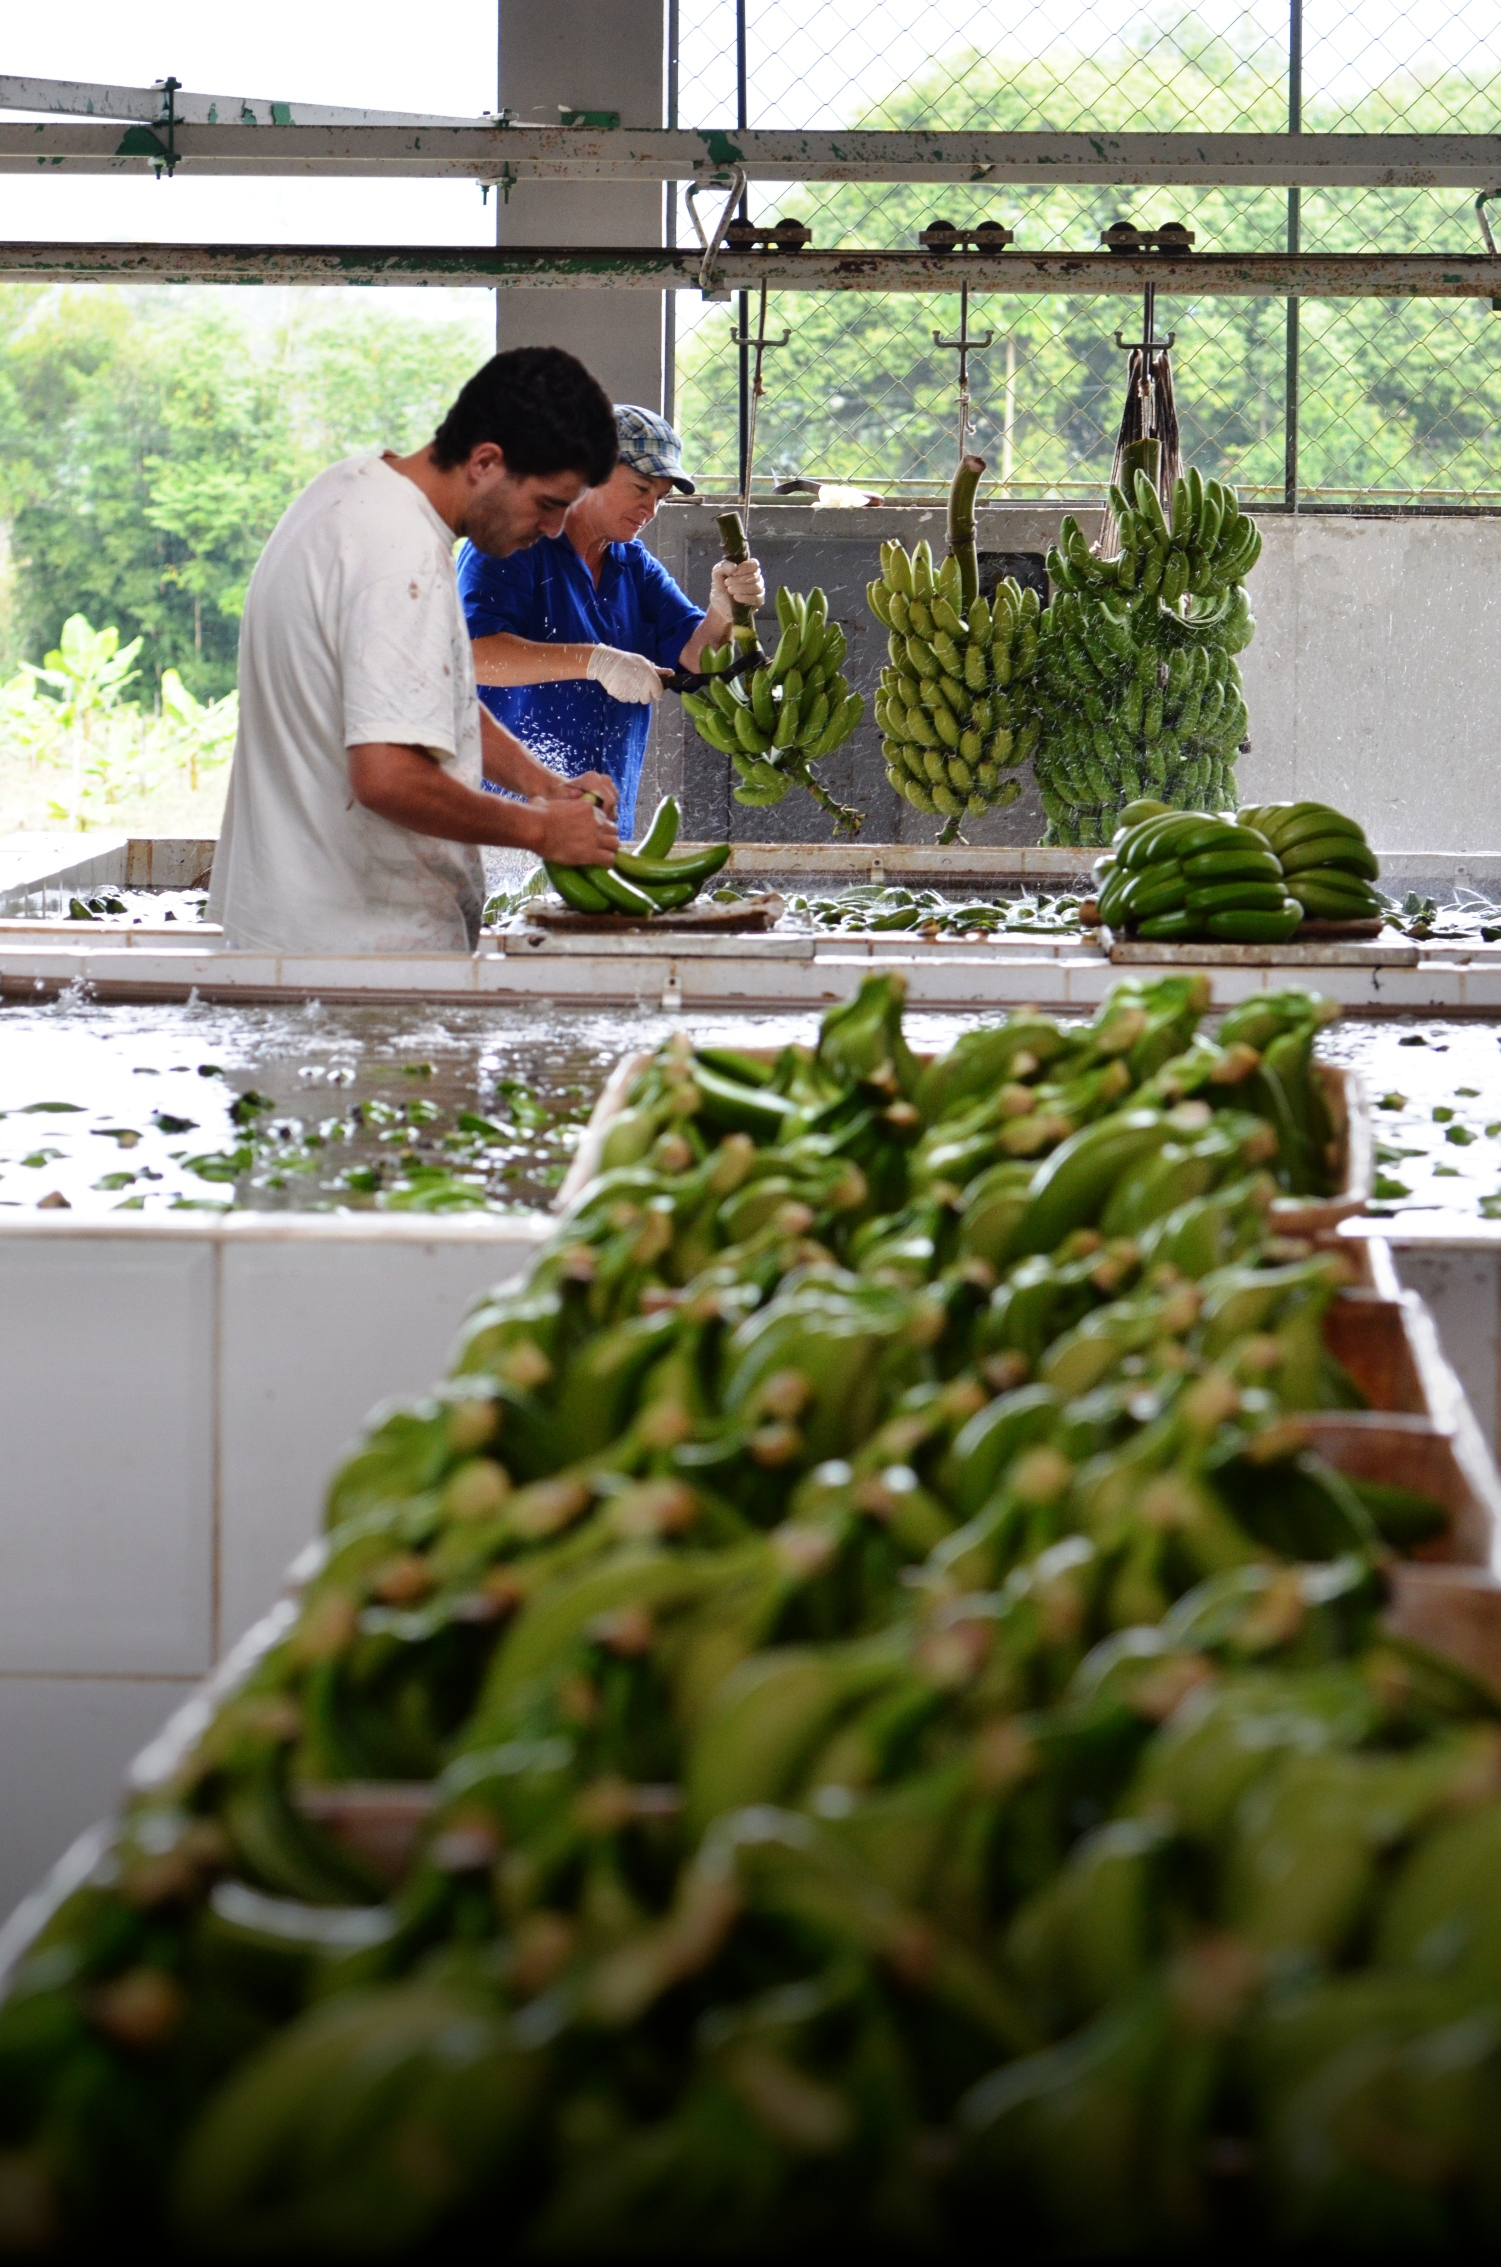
[545,794,731,918]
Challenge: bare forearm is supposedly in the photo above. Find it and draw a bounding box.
[479,706,557,796]
[349,743,617,863]
[477,709,620,821]
[349,743,546,848]
[472,631,591,687]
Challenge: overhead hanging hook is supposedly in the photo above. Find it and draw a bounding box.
[729,275,790,530]
[1113,278,1176,359]
[684,166,747,301]
[930,274,994,458]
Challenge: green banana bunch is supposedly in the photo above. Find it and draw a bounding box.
[868,535,1041,842]
[7,967,1480,2264]
[1033,464,1260,848]
[1094,804,1304,944]
[544,793,731,919]
[175,1982,544,2254]
[680,587,866,835]
[1238,799,1385,926]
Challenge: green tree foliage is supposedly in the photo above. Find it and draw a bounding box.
[678,13,1501,503]
[0,292,490,696]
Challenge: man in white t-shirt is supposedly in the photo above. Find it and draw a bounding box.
[208,347,621,954]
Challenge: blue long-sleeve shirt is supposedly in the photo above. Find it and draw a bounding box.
[456,532,703,839]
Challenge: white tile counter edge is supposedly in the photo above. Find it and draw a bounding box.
[0,1209,554,1247]
[5,937,1501,1009]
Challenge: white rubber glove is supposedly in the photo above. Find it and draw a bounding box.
[711,556,766,612]
[585,644,666,704]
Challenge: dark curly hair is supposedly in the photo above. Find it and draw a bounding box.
[432,347,618,483]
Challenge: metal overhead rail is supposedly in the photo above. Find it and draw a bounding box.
[6,241,1501,297]
[0,74,489,129]
[3,96,1501,188]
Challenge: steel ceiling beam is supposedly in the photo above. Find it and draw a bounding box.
[0,74,485,129]
[4,241,1500,297]
[3,120,1501,188]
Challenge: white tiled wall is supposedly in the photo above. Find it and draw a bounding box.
[0,1676,194,1920]
[0,1212,550,1918]
[0,1237,215,1673]
[1386,1232,1501,1458]
[216,1231,550,1648]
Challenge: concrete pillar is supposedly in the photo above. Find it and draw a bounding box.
[495,0,666,411]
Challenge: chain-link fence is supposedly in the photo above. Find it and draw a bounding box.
[669,1,1501,507]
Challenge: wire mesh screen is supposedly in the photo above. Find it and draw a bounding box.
[671,2,1501,507]
[1294,5,1501,502]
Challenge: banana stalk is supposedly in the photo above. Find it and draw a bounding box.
[947,450,985,614]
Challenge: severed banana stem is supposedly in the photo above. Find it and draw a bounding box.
[946,451,986,613]
[715,511,762,655]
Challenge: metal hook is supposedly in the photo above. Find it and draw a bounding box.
[730,279,791,527]
[931,279,994,453]
[685,166,747,301]
[729,288,790,360]
[1113,281,1175,354]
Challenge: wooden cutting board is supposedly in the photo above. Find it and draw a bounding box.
[522,892,784,935]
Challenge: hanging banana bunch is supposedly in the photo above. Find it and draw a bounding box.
[867,457,1040,844]
[680,587,866,836]
[1032,461,1260,848]
[870,546,1041,835]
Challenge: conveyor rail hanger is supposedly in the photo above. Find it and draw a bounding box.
[1,241,1499,300]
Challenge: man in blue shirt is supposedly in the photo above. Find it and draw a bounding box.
[456,405,765,840]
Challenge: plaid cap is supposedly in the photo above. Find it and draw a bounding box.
[613,403,696,494]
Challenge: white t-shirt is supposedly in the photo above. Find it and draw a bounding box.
[208,454,486,954]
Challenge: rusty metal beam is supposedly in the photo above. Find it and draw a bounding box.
[4,241,1501,298]
[5,120,1501,189]
[0,74,483,129]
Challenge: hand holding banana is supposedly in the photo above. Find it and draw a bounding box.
[544,792,730,918]
[709,556,766,615]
